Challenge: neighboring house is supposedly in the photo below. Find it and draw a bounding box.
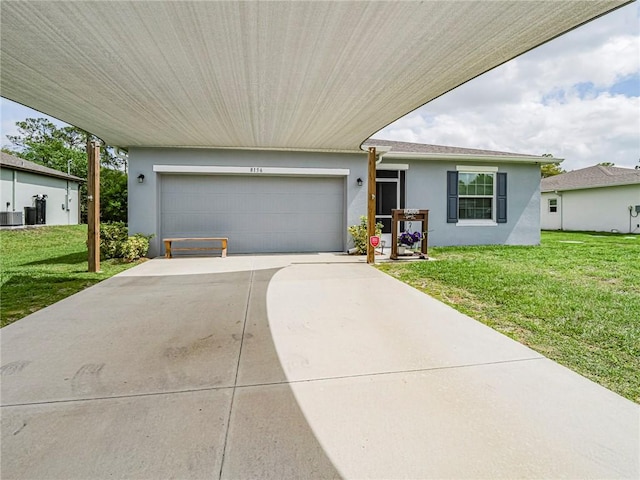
[541,165,640,234]
[128,139,552,256]
[0,152,82,226]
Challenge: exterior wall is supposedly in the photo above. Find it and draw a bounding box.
[0,168,80,225]
[1,168,14,210]
[547,185,640,234]
[128,148,544,255]
[540,192,562,230]
[400,160,541,246]
[128,147,368,256]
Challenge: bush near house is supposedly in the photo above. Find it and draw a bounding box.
[378,231,640,403]
[100,222,152,262]
[0,225,145,327]
[348,216,384,254]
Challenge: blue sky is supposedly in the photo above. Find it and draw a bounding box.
[2,3,639,171]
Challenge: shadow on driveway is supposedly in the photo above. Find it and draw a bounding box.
[1,268,341,479]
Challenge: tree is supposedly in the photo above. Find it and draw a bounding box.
[5,118,127,222]
[540,155,565,178]
[100,167,128,223]
[598,162,615,167]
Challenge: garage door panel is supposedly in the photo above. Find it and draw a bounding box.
[160,175,344,254]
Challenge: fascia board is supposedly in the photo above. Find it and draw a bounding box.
[382,152,562,164]
[541,182,640,193]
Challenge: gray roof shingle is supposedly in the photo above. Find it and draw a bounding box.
[363,138,540,158]
[541,165,640,192]
[0,151,84,182]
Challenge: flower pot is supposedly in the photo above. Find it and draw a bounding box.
[397,246,406,255]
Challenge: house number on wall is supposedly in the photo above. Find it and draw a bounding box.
[250,167,264,173]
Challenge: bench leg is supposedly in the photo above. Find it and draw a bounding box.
[221,239,227,258]
[164,240,172,258]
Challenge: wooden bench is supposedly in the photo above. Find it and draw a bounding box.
[163,237,228,258]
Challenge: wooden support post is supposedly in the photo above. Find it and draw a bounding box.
[87,141,100,272]
[367,147,376,264]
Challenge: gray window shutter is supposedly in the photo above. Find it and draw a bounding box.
[496,172,507,223]
[447,171,458,223]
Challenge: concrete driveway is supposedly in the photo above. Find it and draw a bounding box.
[1,255,638,479]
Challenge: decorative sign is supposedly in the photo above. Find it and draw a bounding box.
[370,236,380,248]
[404,208,419,220]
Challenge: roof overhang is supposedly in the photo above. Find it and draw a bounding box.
[0,1,631,151]
[378,151,563,165]
[541,183,639,193]
[0,158,84,182]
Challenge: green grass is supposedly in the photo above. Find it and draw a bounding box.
[378,231,640,403]
[1,225,144,327]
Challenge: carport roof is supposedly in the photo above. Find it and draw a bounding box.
[0,1,630,152]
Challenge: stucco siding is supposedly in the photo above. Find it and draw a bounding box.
[129,148,544,255]
[0,168,80,225]
[128,147,367,256]
[547,185,640,234]
[401,160,541,246]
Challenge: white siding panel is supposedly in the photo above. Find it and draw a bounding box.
[160,175,345,253]
[562,185,640,234]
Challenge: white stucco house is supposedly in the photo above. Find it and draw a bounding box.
[0,151,82,227]
[541,165,640,234]
[0,2,629,254]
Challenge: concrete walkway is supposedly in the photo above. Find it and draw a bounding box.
[1,255,638,479]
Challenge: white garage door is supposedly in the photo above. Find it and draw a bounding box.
[160,175,345,254]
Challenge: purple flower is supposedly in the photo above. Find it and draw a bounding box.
[399,231,422,247]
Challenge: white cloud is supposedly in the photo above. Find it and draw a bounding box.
[375,3,640,170]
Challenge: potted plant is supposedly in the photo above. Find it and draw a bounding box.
[398,230,422,255]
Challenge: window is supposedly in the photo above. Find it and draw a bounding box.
[548,198,558,213]
[447,168,507,224]
[458,172,495,220]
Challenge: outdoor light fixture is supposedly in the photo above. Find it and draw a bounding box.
[357,177,363,186]
[137,174,145,184]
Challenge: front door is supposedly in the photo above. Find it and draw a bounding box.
[376,170,405,234]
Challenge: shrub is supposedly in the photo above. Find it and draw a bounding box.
[121,234,151,262]
[348,216,383,254]
[100,222,152,262]
[100,222,128,259]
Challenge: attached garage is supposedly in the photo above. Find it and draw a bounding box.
[159,174,345,254]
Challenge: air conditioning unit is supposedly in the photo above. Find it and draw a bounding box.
[0,211,23,226]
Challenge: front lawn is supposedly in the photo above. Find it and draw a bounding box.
[378,231,640,403]
[0,225,143,327]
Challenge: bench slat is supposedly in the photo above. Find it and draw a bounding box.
[164,237,228,258]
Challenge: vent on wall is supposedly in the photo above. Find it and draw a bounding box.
[0,211,23,226]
